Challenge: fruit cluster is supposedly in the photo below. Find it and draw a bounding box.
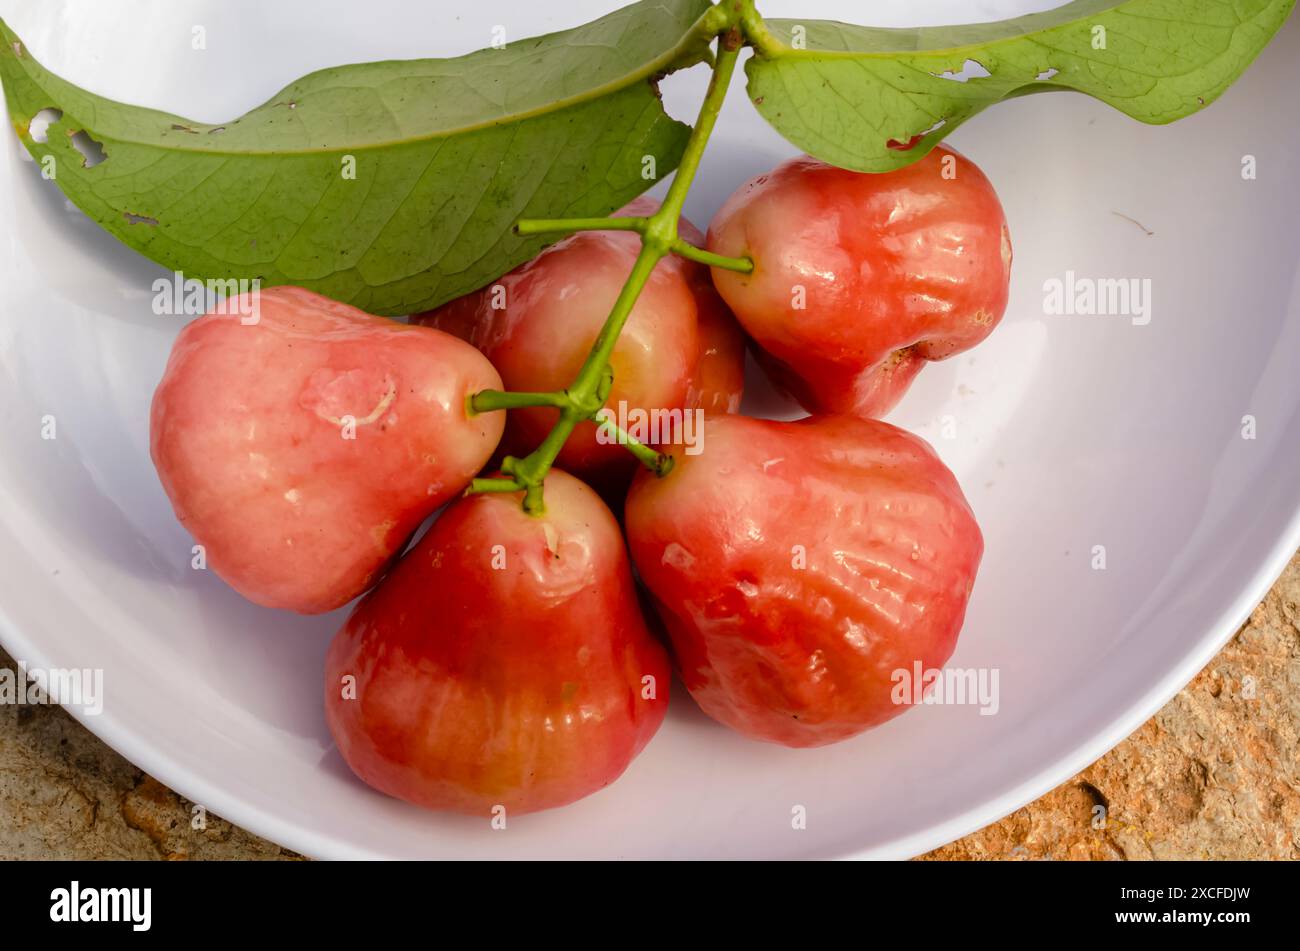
[150,144,1010,816]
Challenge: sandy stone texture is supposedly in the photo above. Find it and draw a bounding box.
[0,650,298,860]
[1,553,1296,861]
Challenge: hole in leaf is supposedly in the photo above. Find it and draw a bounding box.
[69,130,107,168]
[12,41,24,58]
[1037,67,1060,80]
[657,60,713,126]
[208,126,226,134]
[887,118,946,152]
[933,59,990,83]
[29,108,62,143]
[123,211,158,226]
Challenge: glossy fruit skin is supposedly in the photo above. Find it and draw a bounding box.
[325,469,669,815]
[414,199,744,484]
[150,286,504,614]
[625,414,982,748]
[707,145,1012,418]
[687,286,746,415]
[675,204,747,416]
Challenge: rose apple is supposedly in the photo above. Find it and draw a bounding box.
[150,286,504,614]
[625,414,982,747]
[325,469,669,815]
[707,145,1012,417]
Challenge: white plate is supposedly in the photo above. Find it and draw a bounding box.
[1,0,1297,860]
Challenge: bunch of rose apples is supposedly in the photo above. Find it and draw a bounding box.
[150,144,1010,816]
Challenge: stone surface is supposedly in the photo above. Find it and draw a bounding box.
[1,553,1296,860]
[0,652,298,860]
[924,552,1300,860]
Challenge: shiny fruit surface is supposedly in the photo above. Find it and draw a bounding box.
[325,469,669,814]
[708,145,1011,417]
[625,413,982,747]
[150,286,503,614]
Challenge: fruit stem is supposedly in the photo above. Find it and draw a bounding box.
[594,414,677,477]
[468,390,570,414]
[737,0,785,58]
[466,31,743,515]
[468,477,528,495]
[670,238,753,273]
[514,216,644,237]
[514,217,752,274]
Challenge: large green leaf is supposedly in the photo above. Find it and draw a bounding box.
[0,0,714,314]
[747,0,1294,172]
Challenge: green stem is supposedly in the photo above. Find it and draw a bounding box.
[738,0,785,57]
[468,477,527,496]
[594,414,676,477]
[469,389,569,414]
[467,28,743,515]
[671,238,753,273]
[572,36,741,397]
[569,245,663,398]
[659,36,740,216]
[515,216,645,237]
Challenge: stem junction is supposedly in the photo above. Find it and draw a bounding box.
[466,17,749,515]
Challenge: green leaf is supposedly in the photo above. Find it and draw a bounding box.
[746,0,1295,172]
[0,0,715,314]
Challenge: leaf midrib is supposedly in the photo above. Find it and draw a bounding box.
[0,5,713,158]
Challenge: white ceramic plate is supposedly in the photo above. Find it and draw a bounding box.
[1,0,1296,860]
